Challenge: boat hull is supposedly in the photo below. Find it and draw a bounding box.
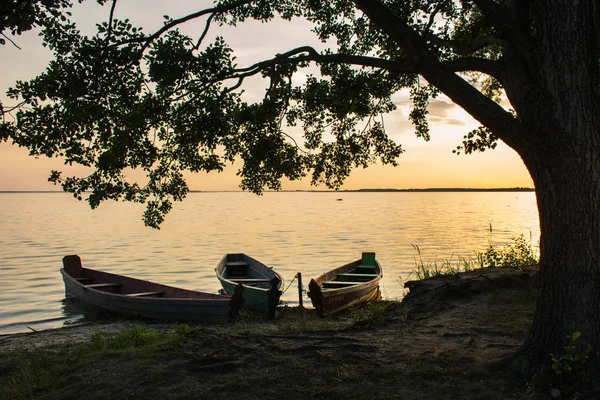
[61,255,241,324]
[308,254,383,317]
[215,253,283,316]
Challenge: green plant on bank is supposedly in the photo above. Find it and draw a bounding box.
[89,324,189,351]
[550,332,593,377]
[411,232,539,280]
[221,307,350,335]
[482,233,539,268]
[169,322,191,336]
[1,325,190,400]
[352,301,397,324]
[411,244,485,280]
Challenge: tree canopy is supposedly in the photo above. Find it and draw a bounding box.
[0,0,73,46]
[1,0,519,228]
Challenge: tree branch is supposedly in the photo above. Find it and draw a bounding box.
[425,4,441,32]
[168,45,499,106]
[219,46,417,94]
[166,46,418,121]
[352,0,525,151]
[123,0,255,45]
[425,33,508,56]
[441,57,500,74]
[105,0,118,47]
[1,32,22,49]
[281,130,309,154]
[193,13,214,51]
[110,0,256,56]
[1,100,28,115]
[215,46,419,89]
[274,46,417,73]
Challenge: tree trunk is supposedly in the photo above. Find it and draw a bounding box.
[521,133,600,387]
[515,3,600,387]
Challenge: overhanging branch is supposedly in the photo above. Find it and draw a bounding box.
[217,46,419,93]
[235,45,498,76]
[243,46,418,74]
[352,0,524,151]
[110,0,256,55]
[425,33,507,56]
[1,32,21,49]
[193,13,214,51]
[105,0,118,47]
[442,57,500,74]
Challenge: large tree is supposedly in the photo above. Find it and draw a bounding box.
[2,0,599,389]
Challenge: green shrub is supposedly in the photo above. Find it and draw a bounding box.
[89,326,166,351]
[482,234,538,268]
[550,332,592,377]
[169,323,191,336]
[410,231,539,280]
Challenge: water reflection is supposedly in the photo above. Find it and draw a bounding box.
[61,296,122,324]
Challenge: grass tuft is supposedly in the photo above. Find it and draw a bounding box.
[351,300,398,324]
[411,232,539,280]
[0,325,190,400]
[220,306,351,335]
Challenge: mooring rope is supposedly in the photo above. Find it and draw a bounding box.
[281,273,298,295]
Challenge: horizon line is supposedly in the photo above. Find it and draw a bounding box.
[0,187,535,194]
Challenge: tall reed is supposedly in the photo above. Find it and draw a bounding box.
[410,228,539,280]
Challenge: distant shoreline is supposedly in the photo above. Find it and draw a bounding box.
[0,188,535,194]
[276,187,535,193]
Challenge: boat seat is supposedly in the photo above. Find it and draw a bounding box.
[227,261,249,267]
[323,281,360,286]
[86,283,122,289]
[125,291,164,297]
[229,278,271,283]
[337,273,378,278]
[226,261,249,277]
[355,265,377,270]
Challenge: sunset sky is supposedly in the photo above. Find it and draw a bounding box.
[0,0,534,191]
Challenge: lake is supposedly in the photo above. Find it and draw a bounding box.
[0,191,539,334]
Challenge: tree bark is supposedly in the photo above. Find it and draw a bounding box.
[516,3,600,384]
[523,147,600,385]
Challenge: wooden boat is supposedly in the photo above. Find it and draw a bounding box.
[308,252,383,317]
[61,255,244,323]
[215,253,284,317]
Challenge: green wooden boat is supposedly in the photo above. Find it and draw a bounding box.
[215,253,284,317]
[308,252,383,317]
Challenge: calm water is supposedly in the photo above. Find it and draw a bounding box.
[0,191,539,334]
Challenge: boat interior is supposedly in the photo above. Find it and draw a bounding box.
[223,254,273,288]
[63,255,193,298]
[322,252,379,290]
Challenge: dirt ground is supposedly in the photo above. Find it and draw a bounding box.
[0,267,540,400]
